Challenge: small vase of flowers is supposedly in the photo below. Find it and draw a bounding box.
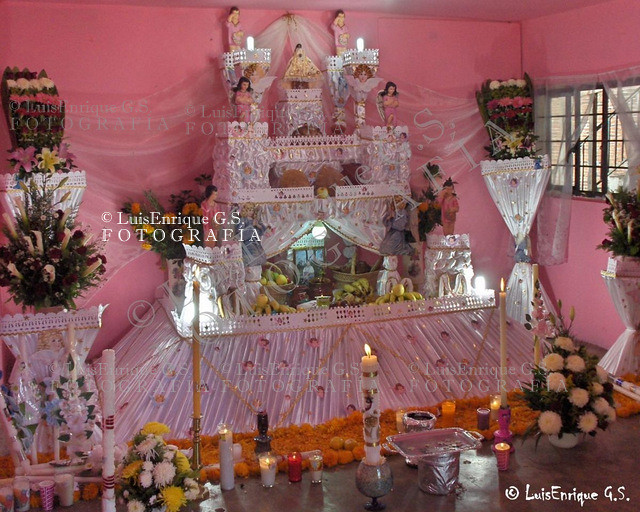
[117,422,199,512]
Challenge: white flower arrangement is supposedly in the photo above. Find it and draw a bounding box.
[522,332,616,440]
[117,423,198,512]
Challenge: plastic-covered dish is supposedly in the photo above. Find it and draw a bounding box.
[385,427,483,461]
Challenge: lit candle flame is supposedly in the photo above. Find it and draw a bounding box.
[500,278,505,293]
[364,344,371,357]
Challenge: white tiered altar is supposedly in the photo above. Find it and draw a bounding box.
[103,41,538,443]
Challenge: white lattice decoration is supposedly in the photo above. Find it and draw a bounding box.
[1,171,87,223]
[334,184,407,199]
[426,234,471,250]
[326,55,344,71]
[229,187,315,203]
[0,305,106,335]
[271,134,358,148]
[480,155,550,176]
[183,243,243,265]
[218,122,269,138]
[342,49,379,66]
[360,125,410,140]
[605,256,640,278]
[172,292,495,337]
[232,48,271,65]
[283,89,324,102]
[222,52,235,68]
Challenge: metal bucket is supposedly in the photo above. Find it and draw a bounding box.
[417,452,460,495]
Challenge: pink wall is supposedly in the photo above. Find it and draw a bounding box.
[0,1,520,375]
[521,0,640,347]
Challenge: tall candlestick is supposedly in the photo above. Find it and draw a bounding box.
[192,280,202,470]
[53,426,60,461]
[361,344,381,466]
[192,281,201,418]
[532,264,541,366]
[67,323,77,381]
[499,278,508,407]
[102,349,116,512]
[218,424,234,491]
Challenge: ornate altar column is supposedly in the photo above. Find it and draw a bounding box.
[481,155,552,323]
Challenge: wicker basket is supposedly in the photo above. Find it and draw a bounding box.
[331,270,379,291]
[262,262,296,305]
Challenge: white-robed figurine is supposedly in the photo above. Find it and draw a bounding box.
[379,196,415,256]
[236,203,267,267]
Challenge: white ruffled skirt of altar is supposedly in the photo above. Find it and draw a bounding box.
[102,299,538,443]
[600,274,640,375]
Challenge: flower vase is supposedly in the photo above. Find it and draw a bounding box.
[548,433,580,449]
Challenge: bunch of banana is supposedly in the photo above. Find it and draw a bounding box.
[252,294,297,315]
[334,278,373,306]
[374,283,424,304]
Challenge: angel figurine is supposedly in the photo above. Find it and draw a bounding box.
[345,64,381,94]
[283,44,322,89]
[226,6,244,52]
[331,10,350,56]
[233,77,254,122]
[376,81,400,127]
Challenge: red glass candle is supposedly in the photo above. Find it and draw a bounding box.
[287,452,302,483]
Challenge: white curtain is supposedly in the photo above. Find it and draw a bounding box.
[600,274,640,375]
[534,75,598,265]
[602,66,640,191]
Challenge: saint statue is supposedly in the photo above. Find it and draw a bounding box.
[438,178,459,236]
[226,6,244,52]
[331,10,350,56]
[283,44,321,89]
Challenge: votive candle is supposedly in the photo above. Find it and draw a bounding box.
[361,344,381,466]
[490,394,501,421]
[395,409,405,433]
[309,453,323,484]
[288,452,302,483]
[259,453,277,487]
[477,408,491,430]
[495,442,510,471]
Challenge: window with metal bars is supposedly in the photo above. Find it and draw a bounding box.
[544,85,635,197]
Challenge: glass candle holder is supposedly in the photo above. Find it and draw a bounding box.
[395,409,406,433]
[490,394,501,421]
[495,442,510,471]
[477,408,491,430]
[441,400,456,426]
[258,453,277,487]
[288,452,302,483]
[309,453,323,484]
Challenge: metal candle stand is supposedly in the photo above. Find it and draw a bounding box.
[254,411,272,455]
[492,406,514,453]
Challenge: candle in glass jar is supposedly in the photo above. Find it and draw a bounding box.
[477,408,491,430]
[288,452,302,482]
[395,409,405,433]
[259,453,277,487]
[490,394,501,421]
[218,424,234,491]
[309,453,323,484]
[441,400,456,417]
